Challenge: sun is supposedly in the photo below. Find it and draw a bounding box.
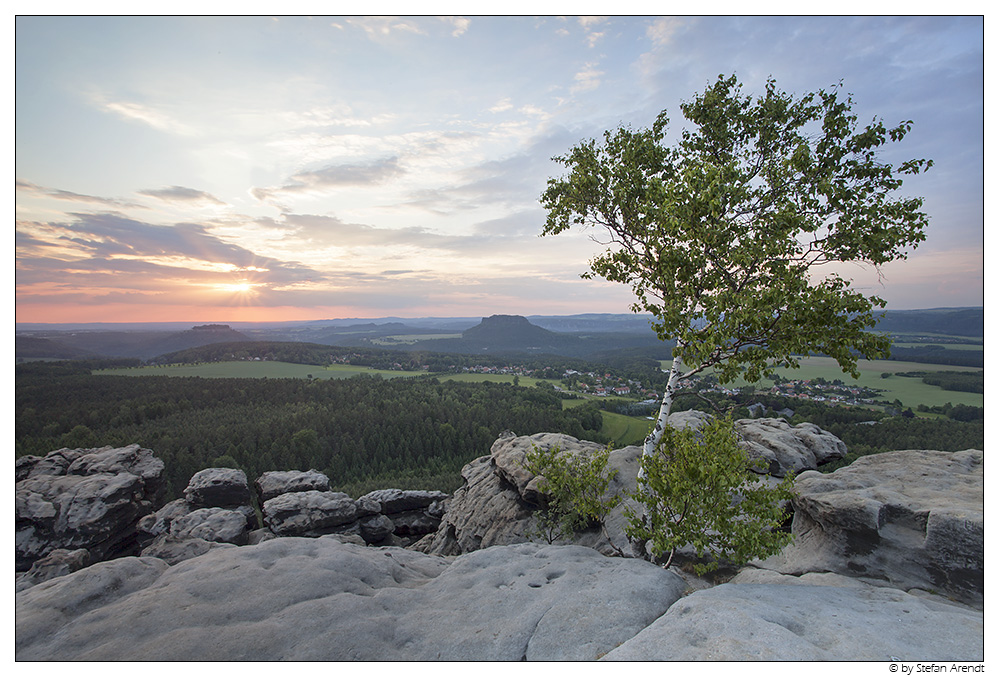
[215,281,257,294]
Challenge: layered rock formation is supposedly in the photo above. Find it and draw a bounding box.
[764,448,984,608]
[16,445,165,572]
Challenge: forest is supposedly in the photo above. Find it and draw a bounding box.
[15,361,604,498]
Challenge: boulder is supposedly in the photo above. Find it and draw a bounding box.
[359,488,449,515]
[734,418,847,476]
[67,444,166,497]
[601,582,983,661]
[169,507,250,545]
[262,490,358,536]
[763,449,984,608]
[16,449,84,481]
[254,470,330,503]
[15,445,167,570]
[136,498,192,543]
[491,431,606,505]
[15,540,686,661]
[183,468,252,508]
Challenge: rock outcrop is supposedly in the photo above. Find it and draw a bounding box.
[15,445,165,572]
[762,449,984,608]
[416,414,844,558]
[137,467,257,561]
[15,539,687,661]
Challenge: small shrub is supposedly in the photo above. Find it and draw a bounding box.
[524,443,621,549]
[625,417,795,574]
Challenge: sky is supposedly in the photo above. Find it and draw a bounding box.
[14,14,985,324]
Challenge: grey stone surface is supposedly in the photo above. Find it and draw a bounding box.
[169,507,250,545]
[764,449,983,607]
[262,490,358,536]
[139,534,235,565]
[16,548,92,592]
[17,470,149,570]
[183,467,252,508]
[359,488,450,515]
[254,470,330,503]
[734,418,847,477]
[15,445,167,571]
[15,539,685,661]
[601,582,983,661]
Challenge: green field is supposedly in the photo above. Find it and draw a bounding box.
[95,361,426,380]
[370,333,461,345]
[435,373,561,388]
[660,356,983,410]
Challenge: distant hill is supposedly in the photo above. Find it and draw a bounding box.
[462,315,565,351]
[877,308,983,338]
[15,336,96,360]
[16,325,254,360]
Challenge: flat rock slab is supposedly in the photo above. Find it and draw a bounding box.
[16,540,686,661]
[602,582,984,661]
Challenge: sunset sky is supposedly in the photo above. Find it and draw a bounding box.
[15,15,985,324]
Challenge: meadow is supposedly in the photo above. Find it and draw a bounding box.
[661,356,984,410]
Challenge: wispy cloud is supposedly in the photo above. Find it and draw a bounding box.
[137,186,226,205]
[101,100,195,135]
[252,156,405,204]
[17,180,147,209]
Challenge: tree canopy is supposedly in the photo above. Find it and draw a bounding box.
[541,74,932,454]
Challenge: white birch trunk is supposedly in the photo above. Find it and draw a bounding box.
[642,354,684,462]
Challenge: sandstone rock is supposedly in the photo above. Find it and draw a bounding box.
[359,488,450,515]
[136,498,192,543]
[763,449,984,608]
[356,514,395,544]
[491,432,605,505]
[601,582,983,661]
[67,444,166,495]
[17,471,149,571]
[16,548,92,592]
[734,418,847,476]
[413,455,535,556]
[262,490,358,536]
[140,533,236,565]
[16,449,85,481]
[385,509,441,536]
[254,469,330,503]
[15,540,686,661]
[16,556,170,657]
[169,507,250,545]
[183,467,252,508]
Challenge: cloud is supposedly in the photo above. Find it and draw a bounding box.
[571,63,604,93]
[16,212,322,290]
[440,16,471,37]
[17,180,146,209]
[101,100,195,135]
[252,156,405,204]
[137,186,226,205]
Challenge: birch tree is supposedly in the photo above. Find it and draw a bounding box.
[541,75,932,459]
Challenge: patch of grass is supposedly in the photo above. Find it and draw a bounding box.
[600,410,651,447]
